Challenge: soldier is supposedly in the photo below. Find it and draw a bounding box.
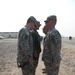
[42,15,62,75]
[31,21,41,75]
[17,16,38,75]
[42,26,48,74]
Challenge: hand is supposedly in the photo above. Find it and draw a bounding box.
[29,59,34,65]
[34,50,39,58]
[34,53,39,58]
[50,64,55,68]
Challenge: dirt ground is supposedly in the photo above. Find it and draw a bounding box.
[0,38,75,75]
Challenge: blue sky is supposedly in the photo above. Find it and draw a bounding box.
[0,0,75,37]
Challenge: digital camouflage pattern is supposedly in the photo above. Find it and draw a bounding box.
[42,28,62,75]
[44,62,60,75]
[17,27,34,75]
[17,27,33,62]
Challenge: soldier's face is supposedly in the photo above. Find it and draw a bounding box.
[45,21,50,29]
[43,26,48,34]
[45,21,53,30]
[28,22,34,30]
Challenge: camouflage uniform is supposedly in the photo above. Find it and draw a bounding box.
[17,27,34,75]
[42,28,62,75]
[31,29,41,75]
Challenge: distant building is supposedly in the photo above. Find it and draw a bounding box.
[0,32,18,38]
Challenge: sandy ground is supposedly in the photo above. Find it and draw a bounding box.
[0,38,75,75]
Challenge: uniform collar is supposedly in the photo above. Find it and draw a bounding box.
[47,27,55,34]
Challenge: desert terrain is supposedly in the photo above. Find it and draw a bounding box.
[0,38,75,75]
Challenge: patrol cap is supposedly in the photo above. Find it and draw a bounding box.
[27,16,38,26]
[44,15,57,23]
[37,21,41,26]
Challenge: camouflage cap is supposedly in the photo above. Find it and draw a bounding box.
[27,16,38,26]
[44,15,57,22]
[37,21,41,26]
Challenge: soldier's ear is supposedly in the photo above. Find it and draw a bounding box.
[51,21,56,25]
[29,22,32,25]
[50,21,53,24]
[30,22,34,25]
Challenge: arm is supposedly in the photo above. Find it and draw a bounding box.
[49,32,61,67]
[19,29,33,61]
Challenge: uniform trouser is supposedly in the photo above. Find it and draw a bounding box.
[21,64,34,75]
[33,59,39,75]
[44,61,60,75]
[33,54,40,75]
